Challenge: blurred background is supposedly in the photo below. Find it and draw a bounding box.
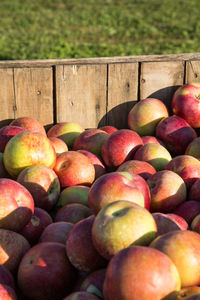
[0,0,199,60]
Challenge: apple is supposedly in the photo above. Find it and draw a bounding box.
[128,97,169,136]
[10,116,46,136]
[117,159,156,180]
[99,125,118,135]
[172,200,200,225]
[77,150,106,180]
[141,135,165,146]
[47,122,85,149]
[165,155,200,189]
[88,171,145,215]
[3,131,56,178]
[0,153,10,178]
[80,268,106,299]
[134,142,172,171]
[0,266,15,290]
[189,179,200,201]
[92,200,157,260]
[0,125,27,152]
[48,137,68,156]
[53,151,95,188]
[73,129,109,157]
[0,284,17,300]
[0,229,30,274]
[17,242,77,300]
[156,115,197,155]
[101,129,143,170]
[66,215,107,273]
[171,83,200,128]
[54,203,92,224]
[150,230,200,287]
[56,186,90,210]
[147,170,187,213]
[17,164,60,211]
[63,291,101,300]
[191,214,200,233]
[185,137,200,160]
[19,207,53,245]
[103,246,181,300]
[39,221,74,245]
[0,178,34,232]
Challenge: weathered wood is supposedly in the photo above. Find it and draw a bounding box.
[0,68,15,127]
[13,68,53,127]
[0,53,200,68]
[140,61,185,112]
[106,63,138,129]
[185,60,200,83]
[56,64,107,129]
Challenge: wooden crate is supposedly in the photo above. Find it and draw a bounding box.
[1,53,200,129]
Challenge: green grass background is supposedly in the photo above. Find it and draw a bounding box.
[0,0,199,60]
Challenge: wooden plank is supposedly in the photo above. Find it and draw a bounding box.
[140,61,185,112]
[0,68,15,127]
[13,68,53,128]
[56,64,107,129]
[107,63,138,129]
[0,53,200,68]
[185,61,200,83]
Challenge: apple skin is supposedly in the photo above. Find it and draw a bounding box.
[56,186,90,210]
[10,117,46,136]
[185,137,200,160]
[17,242,77,300]
[77,150,106,180]
[117,159,156,180]
[189,179,200,201]
[134,142,172,171]
[92,200,157,260]
[63,291,101,300]
[141,135,165,147]
[128,97,169,136]
[0,153,10,178]
[156,115,197,155]
[103,246,181,300]
[101,129,143,170]
[0,126,27,152]
[3,131,56,178]
[0,229,30,274]
[0,178,34,232]
[150,230,200,287]
[17,164,60,212]
[55,203,92,224]
[47,122,85,149]
[80,268,106,299]
[39,221,74,245]
[99,125,118,135]
[19,207,53,245]
[88,171,145,215]
[48,137,68,156]
[53,151,95,188]
[165,155,200,189]
[172,200,200,225]
[0,284,17,300]
[165,286,200,300]
[66,215,107,273]
[0,266,15,290]
[171,83,200,128]
[147,170,187,213]
[191,214,200,233]
[152,212,188,237]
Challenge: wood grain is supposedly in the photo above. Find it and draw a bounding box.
[106,63,138,129]
[56,64,107,129]
[13,68,53,127]
[140,61,185,112]
[185,61,200,83]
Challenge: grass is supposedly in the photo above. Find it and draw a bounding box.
[0,0,200,60]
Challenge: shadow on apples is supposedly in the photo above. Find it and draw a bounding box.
[0,119,14,128]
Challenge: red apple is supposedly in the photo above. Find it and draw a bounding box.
[141,135,165,146]
[63,291,101,300]
[0,178,34,232]
[55,203,92,224]
[3,131,56,178]
[185,137,200,160]
[66,215,107,273]
[39,221,74,245]
[48,137,68,156]
[17,164,60,211]
[0,229,30,274]
[156,115,197,155]
[0,125,27,152]
[147,170,187,213]
[56,186,90,210]
[0,266,15,290]
[117,159,156,180]
[92,200,157,260]
[88,171,145,215]
[128,97,169,136]
[103,246,181,300]
[80,268,106,299]
[173,200,200,225]
[10,116,46,136]
[47,122,85,149]
[54,151,95,188]
[73,129,109,157]
[171,83,200,128]
[189,179,200,201]
[99,125,118,135]
[0,284,17,300]
[101,129,143,169]
[17,242,77,300]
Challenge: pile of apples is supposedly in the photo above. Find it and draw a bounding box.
[1,83,200,300]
